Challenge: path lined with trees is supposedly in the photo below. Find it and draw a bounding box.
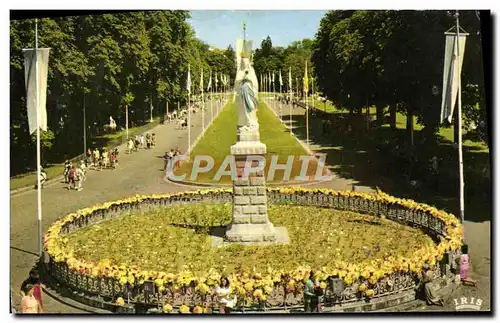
[10,11,236,177]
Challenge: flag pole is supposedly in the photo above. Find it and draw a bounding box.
[289,67,293,135]
[280,71,283,123]
[272,72,275,113]
[264,73,266,100]
[188,64,191,153]
[83,91,87,155]
[201,69,205,131]
[150,92,154,122]
[306,91,309,146]
[305,63,309,146]
[125,103,129,139]
[267,72,269,101]
[210,71,213,122]
[311,76,314,108]
[34,19,43,258]
[456,10,465,239]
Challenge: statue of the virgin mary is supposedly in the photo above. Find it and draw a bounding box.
[234,50,259,133]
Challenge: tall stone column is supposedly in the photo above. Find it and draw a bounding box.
[225,136,277,243]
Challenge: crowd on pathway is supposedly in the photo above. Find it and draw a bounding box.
[32,98,222,193]
[162,148,182,171]
[33,131,160,192]
[127,133,156,154]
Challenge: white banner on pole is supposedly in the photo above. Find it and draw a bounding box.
[440,32,467,124]
[23,48,50,134]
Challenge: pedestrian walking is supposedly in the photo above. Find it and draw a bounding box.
[21,284,43,313]
[20,269,43,312]
[458,245,478,287]
[140,134,145,149]
[79,160,87,179]
[93,149,100,167]
[86,148,92,166]
[63,160,71,183]
[127,139,134,154]
[151,133,156,147]
[68,166,76,190]
[134,136,140,151]
[75,166,84,191]
[40,167,47,188]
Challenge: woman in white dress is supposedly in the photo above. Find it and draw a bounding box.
[215,277,236,314]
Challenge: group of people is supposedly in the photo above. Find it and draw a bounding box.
[163,148,182,171]
[20,270,43,313]
[87,147,120,170]
[58,147,120,192]
[127,133,156,154]
[63,160,87,191]
[213,272,323,314]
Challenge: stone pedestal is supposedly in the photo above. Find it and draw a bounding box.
[224,133,286,245]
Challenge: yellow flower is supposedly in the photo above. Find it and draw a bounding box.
[358,283,367,292]
[119,276,128,285]
[253,289,263,298]
[179,305,190,314]
[244,281,254,292]
[365,289,375,297]
[195,282,210,294]
[162,303,173,313]
[319,282,327,289]
[368,276,378,285]
[115,297,125,306]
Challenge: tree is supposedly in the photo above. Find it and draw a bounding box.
[9,11,213,175]
[312,10,487,145]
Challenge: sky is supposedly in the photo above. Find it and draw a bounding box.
[189,10,327,50]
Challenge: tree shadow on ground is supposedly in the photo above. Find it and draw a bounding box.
[288,108,491,223]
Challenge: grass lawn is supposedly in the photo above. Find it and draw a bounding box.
[10,117,161,191]
[9,164,66,191]
[176,101,323,184]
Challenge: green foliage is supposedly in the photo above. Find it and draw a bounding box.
[63,204,435,276]
[311,10,487,142]
[30,129,55,149]
[10,11,236,176]
[252,36,315,95]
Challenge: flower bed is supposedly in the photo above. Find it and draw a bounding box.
[43,187,463,312]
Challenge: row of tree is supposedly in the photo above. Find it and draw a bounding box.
[250,11,487,147]
[311,10,487,145]
[252,36,316,94]
[10,11,236,175]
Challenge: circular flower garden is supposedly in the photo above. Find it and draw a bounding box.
[43,187,463,313]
